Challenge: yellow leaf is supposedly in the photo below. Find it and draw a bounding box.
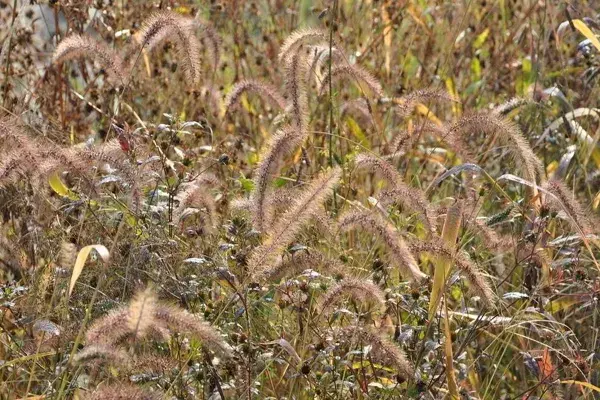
[415,104,443,126]
[546,160,558,175]
[381,1,392,76]
[545,296,584,314]
[572,19,600,53]
[561,380,600,394]
[68,245,110,297]
[346,117,371,150]
[429,202,462,317]
[444,304,460,399]
[593,191,600,210]
[445,78,461,117]
[406,4,430,34]
[49,173,78,200]
[142,49,151,78]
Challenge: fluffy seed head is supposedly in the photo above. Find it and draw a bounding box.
[338,210,427,282]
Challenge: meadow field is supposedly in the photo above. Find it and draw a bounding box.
[1,0,600,399]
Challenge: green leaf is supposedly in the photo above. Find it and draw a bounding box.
[238,174,255,193]
[274,177,288,188]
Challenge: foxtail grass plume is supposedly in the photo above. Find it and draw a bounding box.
[74,343,130,366]
[194,18,221,70]
[174,183,218,230]
[250,126,304,232]
[493,97,533,115]
[449,112,544,183]
[543,178,598,235]
[333,325,414,380]
[355,153,436,233]
[318,278,386,314]
[254,248,346,282]
[338,210,427,282]
[285,46,310,133]
[84,288,231,357]
[319,63,384,98]
[340,98,375,129]
[248,167,342,280]
[386,122,448,157]
[84,383,162,400]
[53,34,124,84]
[134,11,202,85]
[409,240,494,306]
[391,88,457,119]
[224,79,287,114]
[278,28,329,62]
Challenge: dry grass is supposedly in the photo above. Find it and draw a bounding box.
[0,1,599,399]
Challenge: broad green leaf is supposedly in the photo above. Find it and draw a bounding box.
[68,245,110,297]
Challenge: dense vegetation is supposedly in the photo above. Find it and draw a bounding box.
[1,1,600,399]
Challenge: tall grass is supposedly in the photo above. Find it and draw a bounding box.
[0,1,599,399]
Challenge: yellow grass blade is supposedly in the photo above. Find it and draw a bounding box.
[49,172,78,200]
[429,202,462,317]
[561,380,600,394]
[445,77,461,117]
[68,245,110,297]
[381,1,392,76]
[572,19,600,53]
[415,103,443,126]
[444,302,460,399]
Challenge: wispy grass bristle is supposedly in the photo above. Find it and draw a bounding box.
[318,278,386,314]
[248,167,342,280]
[320,64,384,98]
[224,79,287,113]
[333,325,414,380]
[278,28,329,62]
[53,34,124,84]
[338,210,427,282]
